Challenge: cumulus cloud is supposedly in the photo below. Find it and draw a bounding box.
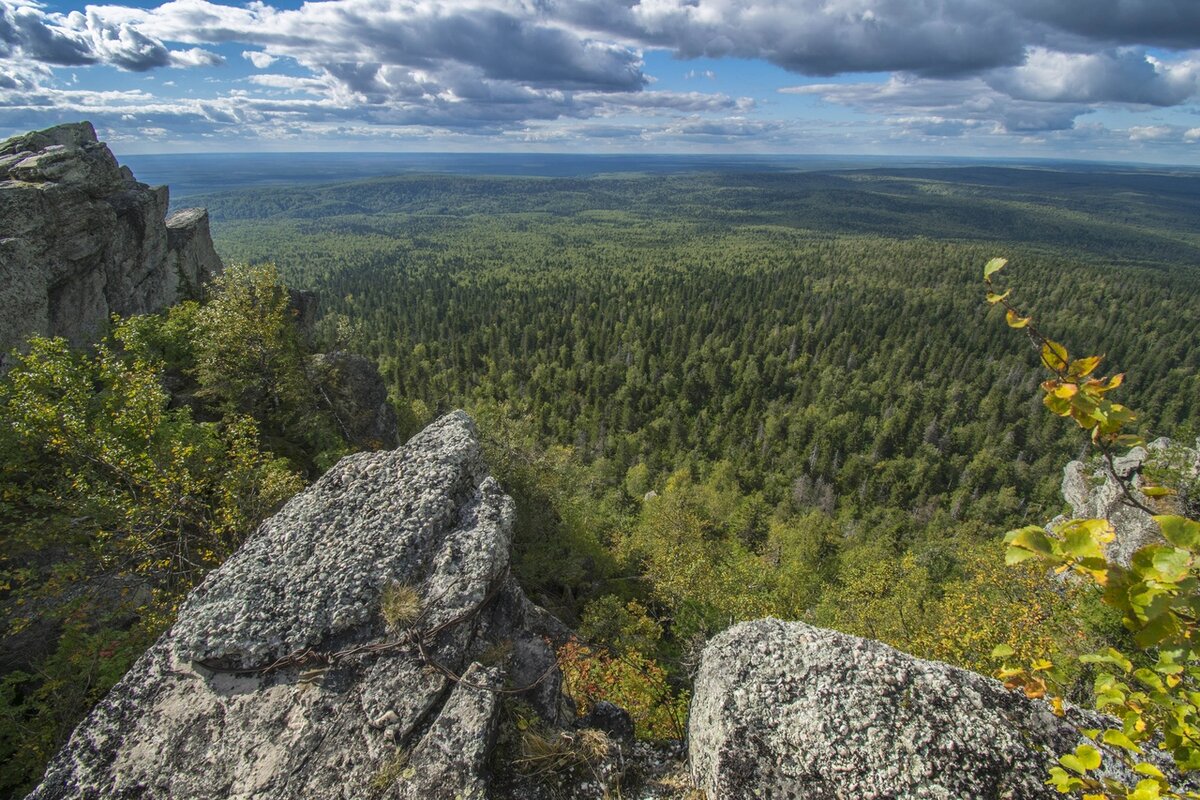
[0,1,222,71]
[1016,0,1200,50]
[242,50,276,69]
[785,76,1090,134]
[988,48,1200,105]
[119,0,646,92]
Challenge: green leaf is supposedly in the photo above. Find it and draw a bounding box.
[1080,647,1133,673]
[1149,546,1190,581]
[1009,526,1054,554]
[1005,547,1040,565]
[1128,779,1163,800]
[1059,754,1086,774]
[1102,729,1141,752]
[1005,526,1054,564]
[1155,515,1200,551]
[1134,613,1178,649]
[983,257,1007,280]
[991,644,1015,659]
[1043,391,1072,416]
[1075,744,1102,771]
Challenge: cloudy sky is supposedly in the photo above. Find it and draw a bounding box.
[2,0,1200,160]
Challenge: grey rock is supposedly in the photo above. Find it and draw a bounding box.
[308,350,400,451]
[0,122,222,367]
[0,121,98,156]
[688,619,1141,800]
[1059,437,1198,567]
[165,207,222,299]
[396,663,501,800]
[27,411,568,800]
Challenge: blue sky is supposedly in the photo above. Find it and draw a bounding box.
[2,0,1200,161]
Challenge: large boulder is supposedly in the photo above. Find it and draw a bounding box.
[27,412,568,800]
[689,619,1131,800]
[0,121,222,367]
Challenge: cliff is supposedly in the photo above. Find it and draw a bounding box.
[0,122,222,367]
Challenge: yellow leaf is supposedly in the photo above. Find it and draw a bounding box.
[1041,340,1069,372]
[986,290,1011,304]
[983,257,1007,280]
[1068,355,1102,378]
[1006,309,1031,328]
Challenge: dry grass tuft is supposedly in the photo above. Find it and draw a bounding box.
[369,747,411,794]
[380,582,421,630]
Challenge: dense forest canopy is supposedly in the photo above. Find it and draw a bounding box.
[204,168,1200,527]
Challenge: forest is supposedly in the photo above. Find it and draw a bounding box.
[200,165,1200,736]
[3,163,1200,795]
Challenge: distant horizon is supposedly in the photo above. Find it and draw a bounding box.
[114,149,1200,206]
[120,149,1199,168]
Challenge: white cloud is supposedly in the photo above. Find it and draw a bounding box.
[1129,124,1172,140]
[2,0,1200,156]
[784,76,1089,134]
[242,50,276,69]
[987,48,1200,105]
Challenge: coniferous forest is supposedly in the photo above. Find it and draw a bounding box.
[4,162,1200,795]
[199,165,1200,702]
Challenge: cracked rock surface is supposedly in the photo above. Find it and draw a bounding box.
[28,411,566,800]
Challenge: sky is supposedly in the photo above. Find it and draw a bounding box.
[2,0,1200,161]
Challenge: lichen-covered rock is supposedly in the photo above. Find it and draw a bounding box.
[396,663,502,800]
[0,121,222,367]
[27,412,566,800]
[689,619,1120,800]
[1060,437,1199,566]
[308,350,400,451]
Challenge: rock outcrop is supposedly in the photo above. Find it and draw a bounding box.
[688,619,1138,800]
[1061,438,1200,566]
[28,412,568,800]
[310,350,401,451]
[0,121,222,366]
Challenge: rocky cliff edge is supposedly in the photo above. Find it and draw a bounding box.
[0,121,222,367]
[28,411,567,800]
